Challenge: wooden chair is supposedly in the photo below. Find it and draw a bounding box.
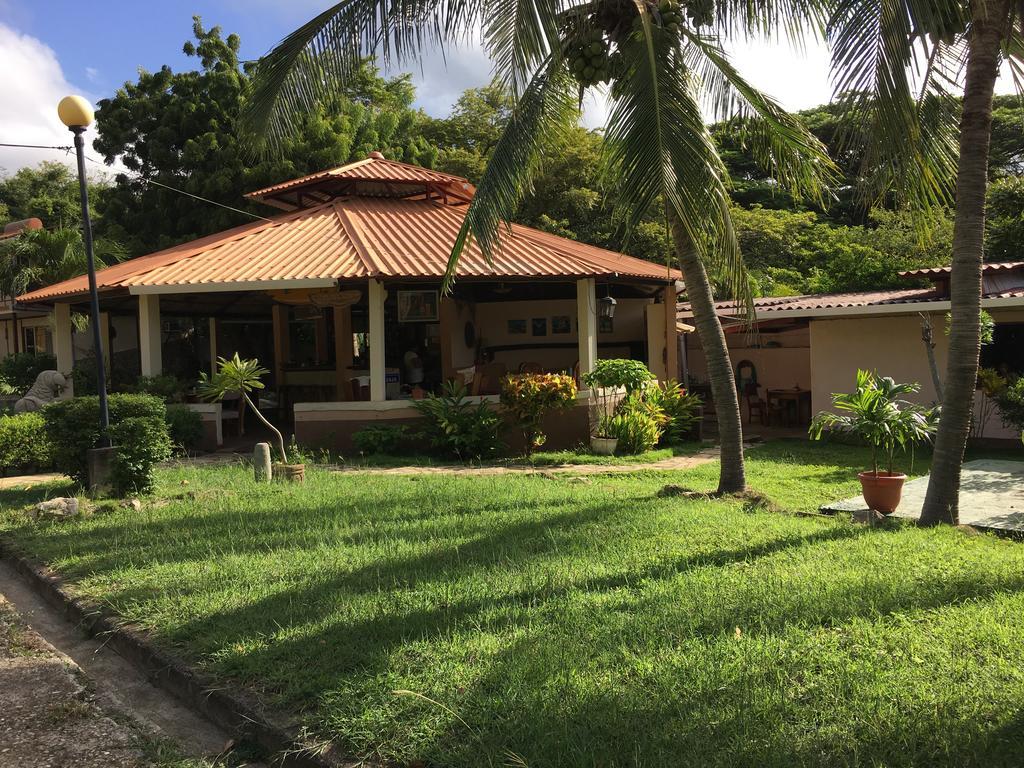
[471,362,507,395]
[744,382,768,425]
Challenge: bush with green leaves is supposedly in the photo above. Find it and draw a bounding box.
[604,410,662,454]
[0,352,57,392]
[411,381,502,459]
[994,378,1024,437]
[647,380,703,445]
[352,425,411,455]
[165,405,203,454]
[0,412,52,473]
[43,393,169,488]
[132,374,188,403]
[582,359,656,438]
[500,373,578,455]
[108,415,173,494]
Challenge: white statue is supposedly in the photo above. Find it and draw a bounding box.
[14,370,67,413]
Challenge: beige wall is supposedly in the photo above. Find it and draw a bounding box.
[810,308,1024,440]
[686,326,812,394]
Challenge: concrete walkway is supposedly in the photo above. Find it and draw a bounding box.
[822,459,1024,533]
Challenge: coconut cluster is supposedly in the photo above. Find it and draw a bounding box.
[566,28,617,87]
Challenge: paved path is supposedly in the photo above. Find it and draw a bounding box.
[0,561,231,767]
[822,459,1024,533]
[0,473,65,490]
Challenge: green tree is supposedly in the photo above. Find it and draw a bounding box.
[243,1,836,494]
[986,176,1024,262]
[93,17,437,255]
[826,0,1024,525]
[0,161,106,229]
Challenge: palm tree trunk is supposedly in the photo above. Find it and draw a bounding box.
[919,0,1010,526]
[666,207,746,493]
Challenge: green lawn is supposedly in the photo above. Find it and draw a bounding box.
[2,440,1024,767]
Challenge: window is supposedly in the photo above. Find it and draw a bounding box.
[981,322,1024,377]
[22,326,49,355]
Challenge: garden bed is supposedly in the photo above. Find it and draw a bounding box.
[2,441,1024,766]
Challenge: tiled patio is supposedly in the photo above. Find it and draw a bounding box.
[822,460,1024,533]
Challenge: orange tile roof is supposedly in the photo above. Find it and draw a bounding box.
[899,261,1024,278]
[19,197,679,303]
[246,153,475,209]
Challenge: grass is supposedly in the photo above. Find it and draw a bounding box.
[2,440,1024,767]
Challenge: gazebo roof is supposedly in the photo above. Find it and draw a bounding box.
[19,157,679,303]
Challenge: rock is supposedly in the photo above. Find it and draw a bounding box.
[122,498,142,512]
[33,498,79,519]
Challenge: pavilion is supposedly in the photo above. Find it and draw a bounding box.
[17,152,682,451]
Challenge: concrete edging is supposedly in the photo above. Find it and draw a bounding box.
[0,540,361,768]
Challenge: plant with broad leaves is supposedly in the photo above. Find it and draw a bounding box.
[501,373,577,455]
[583,359,655,438]
[809,370,938,476]
[198,354,288,463]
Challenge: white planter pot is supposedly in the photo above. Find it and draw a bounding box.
[590,436,618,456]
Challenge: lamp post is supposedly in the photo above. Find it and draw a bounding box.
[58,95,110,446]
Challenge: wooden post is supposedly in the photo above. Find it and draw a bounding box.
[208,317,218,374]
[439,296,457,383]
[334,305,353,400]
[138,294,162,376]
[54,303,74,397]
[368,279,386,402]
[664,284,679,382]
[272,304,290,387]
[576,278,597,380]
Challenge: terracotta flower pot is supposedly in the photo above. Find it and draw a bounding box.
[591,436,618,456]
[858,471,907,514]
[273,463,306,483]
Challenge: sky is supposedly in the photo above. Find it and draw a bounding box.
[0,0,1018,177]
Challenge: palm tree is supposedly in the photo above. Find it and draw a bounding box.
[825,0,1021,524]
[243,0,835,493]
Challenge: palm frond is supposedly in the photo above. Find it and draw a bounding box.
[827,0,964,212]
[679,28,839,205]
[603,9,751,313]
[482,0,561,96]
[446,53,578,289]
[243,0,482,151]
[714,0,827,49]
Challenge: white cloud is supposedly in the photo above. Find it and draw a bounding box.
[85,66,100,83]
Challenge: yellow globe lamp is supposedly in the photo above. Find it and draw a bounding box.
[57,95,94,129]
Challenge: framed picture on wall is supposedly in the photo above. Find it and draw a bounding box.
[551,315,571,334]
[532,317,547,336]
[508,319,527,334]
[599,316,614,334]
[397,290,439,322]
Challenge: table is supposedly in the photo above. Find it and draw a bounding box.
[766,388,812,426]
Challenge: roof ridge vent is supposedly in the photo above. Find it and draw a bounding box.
[367,150,385,159]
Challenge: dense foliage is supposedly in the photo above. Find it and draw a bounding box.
[352,425,412,456]
[500,373,578,454]
[411,382,502,459]
[0,352,57,392]
[0,412,52,473]
[164,405,204,454]
[647,381,703,445]
[994,378,1024,437]
[43,393,170,492]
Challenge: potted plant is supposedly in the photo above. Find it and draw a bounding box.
[809,370,937,513]
[582,359,655,456]
[198,353,304,482]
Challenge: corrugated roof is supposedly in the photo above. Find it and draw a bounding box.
[19,197,679,303]
[899,261,1024,278]
[246,153,475,209]
[678,285,1024,320]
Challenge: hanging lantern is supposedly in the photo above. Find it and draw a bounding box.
[598,293,617,318]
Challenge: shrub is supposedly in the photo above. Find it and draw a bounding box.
[647,380,703,445]
[995,378,1024,436]
[70,357,106,396]
[352,425,411,455]
[582,359,655,437]
[132,374,187,403]
[0,352,57,392]
[500,373,577,454]
[411,381,502,459]
[0,412,52,473]
[44,393,168,487]
[164,405,203,454]
[108,415,173,494]
[605,410,662,454]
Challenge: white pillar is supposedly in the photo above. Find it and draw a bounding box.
[368,279,386,402]
[138,294,162,376]
[53,303,74,398]
[576,278,597,380]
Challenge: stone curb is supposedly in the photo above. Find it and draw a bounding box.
[0,540,362,768]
